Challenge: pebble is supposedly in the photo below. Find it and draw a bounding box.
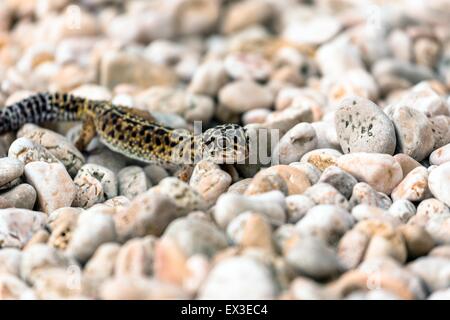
[388,200,417,223]
[188,59,228,96]
[47,208,81,251]
[18,124,85,177]
[115,236,155,278]
[118,166,151,200]
[246,165,311,196]
[393,153,421,176]
[100,51,176,90]
[214,191,286,229]
[66,210,117,263]
[391,166,431,202]
[395,82,449,117]
[337,153,403,194]
[0,274,34,299]
[83,242,120,291]
[8,137,60,164]
[20,243,75,285]
[189,160,232,207]
[86,148,127,173]
[264,104,314,134]
[224,52,272,81]
[272,123,318,165]
[386,105,434,161]
[99,277,189,300]
[357,220,408,263]
[349,182,392,210]
[408,257,450,292]
[219,80,274,113]
[114,189,180,241]
[318,166,357,199]
[244,170,289,196]
[0,208,47,248]
[289,162,321,185]
[303,183,350,211]
[152,177,207,215]
[295,204,354,246]
[144,165,169,185]
[0,248,22,276]
[24,161,76,214]
[285,236,342,280]
[399,225,434,259]
[285,195,316,224]
[300,148,342,171]
[0,157,24,188]
[430,143,450,166]
[226,212,274,252]
[135,87,214,123]
[429,116,450,150]
[162,216,227,258]
[428,162,450,207]
[425,215,450,245]
[416,198,450,218]
[198,256,279,299]
[0,183,37,209]
[283,14,341,47]
[221,0,273,34]
[335,96,396,155]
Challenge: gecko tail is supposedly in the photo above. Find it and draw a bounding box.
[0,92,86,134]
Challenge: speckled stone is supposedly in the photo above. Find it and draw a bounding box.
[335,96,396,155]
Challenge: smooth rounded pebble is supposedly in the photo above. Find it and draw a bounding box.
[304,183,350,210]
[245,165,311,196]
[24,161,76,214]
[219,80,273,113]
[337,152,403,194]
[189,160,232,206]
[0,157,24,188]
[163,216,227,258]
[272,123,318,165]
[66,210,117,263]
[226,212,273,252]
[0,209,46,248]
[214,191,286,229]
[198,256,279,299]
[393,153,421,176]
[285,236,342,280]
[388,199,416,223]
[319,165,357,199]
[286,194,316,224]
[335,96,396,154]
[20,244,76,285]
[296,204,354,245]
[391,166,431,202]
[349,182,392,210]
[430,143,450,166]
[428,162,450,207]
[0,184,37,210]
[114,189,180,241]
[118,166,151,200]
[387,105,435,161]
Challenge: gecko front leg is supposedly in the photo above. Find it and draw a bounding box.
[75,116,96,151]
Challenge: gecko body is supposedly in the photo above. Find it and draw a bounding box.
[0,92,249,168]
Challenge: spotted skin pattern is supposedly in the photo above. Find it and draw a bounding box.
[0,92,249,168]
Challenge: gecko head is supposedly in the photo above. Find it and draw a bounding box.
[200,124,248,164]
